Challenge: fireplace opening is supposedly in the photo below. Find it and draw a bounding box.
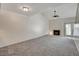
[53,30,60,35]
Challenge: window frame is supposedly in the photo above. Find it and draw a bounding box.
[73,23,79,38]
[64,23,73,37]
[64,23,79,38]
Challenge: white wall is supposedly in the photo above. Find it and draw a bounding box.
[0,10,48,48]
[76,4,79,23]
[50,17,75,36]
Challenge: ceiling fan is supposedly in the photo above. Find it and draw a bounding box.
[53,10,59,18]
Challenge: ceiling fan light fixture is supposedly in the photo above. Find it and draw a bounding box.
[22,7,29,12]
[19,5,31,12]
[53,10,59,18]
[53,15,59,17]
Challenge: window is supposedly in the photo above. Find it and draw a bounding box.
[73,24,79,36]
[65,23,79,37]
[65,24,72,35]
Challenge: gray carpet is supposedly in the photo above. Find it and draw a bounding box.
[0,35,79,56]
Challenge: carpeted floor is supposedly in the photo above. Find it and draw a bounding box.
[0,35,79,56]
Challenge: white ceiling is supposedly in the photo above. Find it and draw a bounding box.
[42,3,77,19]
[0,3,77,19]
[0,3,63,16]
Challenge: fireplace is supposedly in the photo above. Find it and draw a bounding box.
[53,30,60,35]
